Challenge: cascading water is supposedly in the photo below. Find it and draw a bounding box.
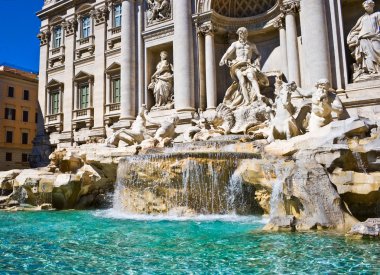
[269,179,283,218]
[112,152,260,215]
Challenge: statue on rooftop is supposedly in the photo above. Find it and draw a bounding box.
[347,0,380,82]
[219,27,269,109]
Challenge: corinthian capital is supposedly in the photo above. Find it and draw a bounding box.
[273,14,285,29]
[37,30,51,46]
[280,0,300,15]
[91,6,108,25]
[63,18,77,36]
[198,23,215,36]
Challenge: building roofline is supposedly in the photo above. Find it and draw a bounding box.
[0,66,39,83]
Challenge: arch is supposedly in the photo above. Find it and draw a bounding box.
[76,3,93,14]
[197,0,279,17]
[50,16,64,25]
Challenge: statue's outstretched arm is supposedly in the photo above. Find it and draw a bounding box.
[219,43,235,66]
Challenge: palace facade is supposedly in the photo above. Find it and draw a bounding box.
[36,0,380,148]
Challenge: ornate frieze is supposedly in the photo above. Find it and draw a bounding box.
[37,30,51,46]
[146,0,172,26]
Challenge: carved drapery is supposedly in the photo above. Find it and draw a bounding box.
[146,0,172,25]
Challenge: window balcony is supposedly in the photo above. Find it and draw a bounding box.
[104,103,120,125]
[72,107,94,129]
[50,45,65,57]
[75,35,95,59]
[44,113,63,133]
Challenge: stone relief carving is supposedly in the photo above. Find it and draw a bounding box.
[347,0,380,82]
[147,0,171,25]
[91,7,108,26]
[148,51,174,110]
[219,27,269,109]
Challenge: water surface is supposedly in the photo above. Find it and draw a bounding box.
[0,211,379,273]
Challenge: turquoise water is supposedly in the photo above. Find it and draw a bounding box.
[0,211,379,274]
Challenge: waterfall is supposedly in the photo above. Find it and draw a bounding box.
[269,179,283,218]
[112,152,258,215]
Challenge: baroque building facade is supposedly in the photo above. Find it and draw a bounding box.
[37,0,380,148]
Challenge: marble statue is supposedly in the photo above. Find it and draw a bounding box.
[148,51,174,110]
[147,0,171,25]
[219,27,269,109]
[154,114,179,141]
[106,106,148,147]
[268,82,301,142]
[308,79,344,132]
[347,0,380,81]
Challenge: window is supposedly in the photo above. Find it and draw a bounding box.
[35,112,38,123]
[23,90,29,100]
[114,4,122,28]
[22,153,28,163]
[23,111,29,122]
[53,26,62,48]
[82,16,91,38]
[112,78,121,103]
[6,131,13,143]
[22,133,28,145]
[5,153,12,162]
[8,87,14,97]
[79,84,89,109]
[50,91,60,114]
[4,108,16,120]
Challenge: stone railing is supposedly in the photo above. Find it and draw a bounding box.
[106,103,120,113]
[44,113,63,133]
[72,107,94,129]
[50,45,65,57]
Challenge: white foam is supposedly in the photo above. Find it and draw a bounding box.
[93,209,267,224]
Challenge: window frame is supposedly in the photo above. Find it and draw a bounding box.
[111,76,121,104]
[79,83,90,109]
[114,4,122,28]
[23,90,30,100]
[22,110,29,122]
[8,87,14,97]
[22,132,29,145]
[82,16,91,38]
[6,131,13,143]
[5,153,12,162]
[53,25,63,49]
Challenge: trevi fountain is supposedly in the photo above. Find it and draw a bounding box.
[1,0,380,273]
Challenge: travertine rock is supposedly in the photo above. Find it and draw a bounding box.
[348,218,380,237]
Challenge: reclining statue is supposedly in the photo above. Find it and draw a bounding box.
[219,27,269,109]
[106,106,148,147]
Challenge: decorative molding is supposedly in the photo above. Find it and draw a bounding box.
[142,24,174,42]
[273,14,285,29]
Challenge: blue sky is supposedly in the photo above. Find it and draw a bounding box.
[0,0,44,73]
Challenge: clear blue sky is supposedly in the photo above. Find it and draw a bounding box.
[0,0,44,73]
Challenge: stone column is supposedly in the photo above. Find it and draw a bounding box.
[37,28,50,126]
[201,23,217,110]
[118,0,136,127]
[274,16,288,80]
[197,29,206,111]
[62,18,76,136]
[281,1,301,86]
[300,0,331,88]
[173,0,195,112]
[91,7,107,131]
[137,0,145,108]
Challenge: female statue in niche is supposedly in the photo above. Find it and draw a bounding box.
[148,51,174,110]
[347,0,380,82]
